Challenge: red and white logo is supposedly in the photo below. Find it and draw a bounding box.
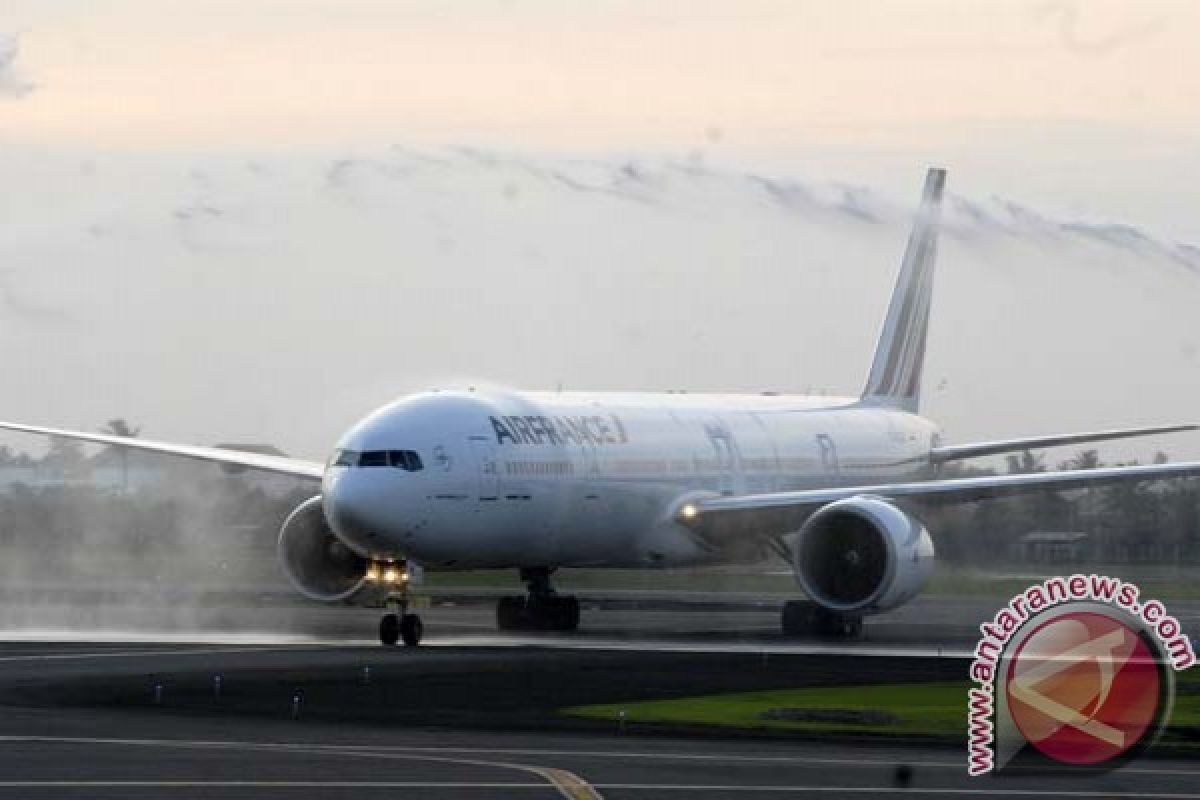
[1005,610,1164,766]
[966,575,1192,775]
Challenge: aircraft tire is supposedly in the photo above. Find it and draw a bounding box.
[781,600,817,636]
[497,595,579,632]
[379,613,400,646]
[400,613,423,647]
[496,596,524,630]
[782,601,863,640]
[558,596,580,632]
[834,614,864,640]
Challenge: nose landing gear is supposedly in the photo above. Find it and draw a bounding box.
[379,610,422,646]
[496,567,580,632]
[373,560,423,647]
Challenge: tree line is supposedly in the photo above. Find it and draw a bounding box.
[926,450,1200,565]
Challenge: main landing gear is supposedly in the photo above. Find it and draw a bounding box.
[376,561,423,647]
[496,567,580,632]
[781,600,863,640]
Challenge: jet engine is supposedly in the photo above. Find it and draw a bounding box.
[277,496,369,602]
[793,495,934,614]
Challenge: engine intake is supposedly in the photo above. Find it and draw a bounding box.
[278,496,369,602]
[794,495,934,613]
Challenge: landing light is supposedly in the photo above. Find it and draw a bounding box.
[680,503,699,520]
[383,567,400,583]
[366,565,381,581]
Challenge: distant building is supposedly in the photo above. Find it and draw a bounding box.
[87,447,174,491]
[1016,531,1091,564]
[0,441,306,497]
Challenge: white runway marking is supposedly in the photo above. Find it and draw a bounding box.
[0,631,975,658]
[298,745,1200,778]
[594,790,1200,797]
[0,630,329,645]
[0,781,1195,798]
[0,646,302,663]
[3,736,1196,794]
[0,782,547,789]
[0,736,603,800]
[422,635,974,658]
[595,789,1200,797]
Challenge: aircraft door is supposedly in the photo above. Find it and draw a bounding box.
[468,436,499,501]
[816,433,840,478]
[706,421,741,496]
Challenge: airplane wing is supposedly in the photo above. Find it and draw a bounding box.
[680,459,1200,542]
[929,423,1197,463]
[0,421,325,480]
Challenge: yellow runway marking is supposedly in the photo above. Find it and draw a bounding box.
[535,767,606,800]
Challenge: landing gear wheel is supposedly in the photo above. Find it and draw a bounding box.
[495,594,580,632]
[400,613,423,647]
[781,601,863,640]
[556,596,581,632]
[838,615,863,639]
[497,568,581,633]
[379,613,400,646]
[497,596,524,630]
[782,600,818,636]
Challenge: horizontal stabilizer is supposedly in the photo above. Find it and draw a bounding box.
[929,423,1198,464]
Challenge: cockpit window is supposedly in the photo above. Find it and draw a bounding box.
[332,449,423,470]
[389,450,423,471]
[358,450,389,467]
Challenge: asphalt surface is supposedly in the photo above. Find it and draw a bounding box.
[2,587,1196,651]
[0,602,1198,798]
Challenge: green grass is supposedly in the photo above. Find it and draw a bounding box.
[1168,679,1200,729]
[566,682,966,736]
[564,675,1200,742]
[923,571,1200,604]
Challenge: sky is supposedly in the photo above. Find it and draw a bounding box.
[1,1,1199,462]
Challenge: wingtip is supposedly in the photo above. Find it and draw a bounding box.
[923,167,947,200]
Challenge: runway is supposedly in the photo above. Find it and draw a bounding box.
[0,603,1198,798]
[4,587,1196,652]
[3,724,1200,798]
[0,590,1094,652]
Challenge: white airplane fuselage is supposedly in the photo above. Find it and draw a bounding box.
[321,390,941,571]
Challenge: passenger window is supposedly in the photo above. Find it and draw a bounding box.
[359,450,388,467]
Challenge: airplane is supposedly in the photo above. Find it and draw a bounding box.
[3,167,1199,647]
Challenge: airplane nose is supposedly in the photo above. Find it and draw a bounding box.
[322,471,394,556]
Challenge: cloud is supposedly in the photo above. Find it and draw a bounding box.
[0,268,70,323]
[0,33,34,98]
[1033,1,1166,57]
[310,147,1200,275]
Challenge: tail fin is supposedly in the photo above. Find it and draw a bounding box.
[859,167,946,413]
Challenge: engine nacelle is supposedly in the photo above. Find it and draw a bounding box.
[277,496,369,602]
[793,495,934,614]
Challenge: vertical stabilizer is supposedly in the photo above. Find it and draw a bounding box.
[859,167,946,413]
